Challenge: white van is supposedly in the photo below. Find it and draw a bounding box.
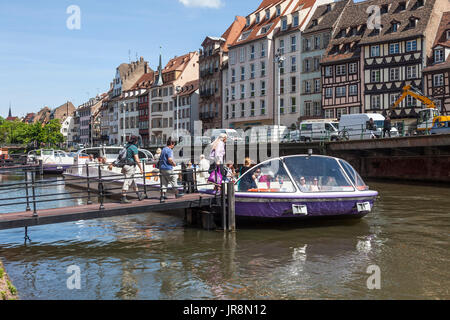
[299,120,340,142]
[339,113,399,140]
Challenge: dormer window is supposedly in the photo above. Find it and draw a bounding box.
[325,4,331,13]
[260,24,272,35]
[281,18,288,31]
[409,18,418,28]
[392,22,400,32]
[293,14,299,27]
[276,5,281,17]
[398,2,406,11]
[435,49,444,63]
[446,30,450,40]
[265,9,270,20]
[239,30,252,41]
[416,0,424,8]
[256,13,260,24]
[336,28,346,38]
[246,17,250,27]
[311,19,318,27]
[381,4,389,14]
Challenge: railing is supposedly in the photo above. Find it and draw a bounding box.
[0,162,218,216]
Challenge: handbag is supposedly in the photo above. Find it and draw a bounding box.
[208,167,223,185]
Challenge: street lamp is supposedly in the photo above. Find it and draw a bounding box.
[176,86,182,142]
[274,49,285,139]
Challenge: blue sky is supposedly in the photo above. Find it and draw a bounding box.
[0,0,258,117]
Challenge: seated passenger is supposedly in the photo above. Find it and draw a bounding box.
[298,176,309,192]
[310,177,321,192]
[322,176,337,191]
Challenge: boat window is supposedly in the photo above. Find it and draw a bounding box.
[284,156,355,192]
[339,160,368,191]
[237,159,296,193]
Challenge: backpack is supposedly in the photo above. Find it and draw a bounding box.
[113,146,130,168]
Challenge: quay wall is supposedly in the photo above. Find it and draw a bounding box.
[0,259,18,300]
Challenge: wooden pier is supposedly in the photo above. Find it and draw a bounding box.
[0,164,237,237]
[0,193,217,231]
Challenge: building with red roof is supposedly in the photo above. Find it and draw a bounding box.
[222,0,328,130]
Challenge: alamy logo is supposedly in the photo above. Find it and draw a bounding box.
[366,265,381,290]
[66,5,81,30]
[366,5,381,30]
[66,265,81,290]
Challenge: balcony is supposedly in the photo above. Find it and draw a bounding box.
[200,89,214,98]
[199,112,215,120]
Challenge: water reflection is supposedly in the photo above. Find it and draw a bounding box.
[0,172,449,300]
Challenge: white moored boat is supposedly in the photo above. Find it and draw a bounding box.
[27,149,75,173]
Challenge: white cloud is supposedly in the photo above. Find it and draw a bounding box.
[178,0,224,9]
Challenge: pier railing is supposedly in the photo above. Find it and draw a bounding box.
[0,161,223,216]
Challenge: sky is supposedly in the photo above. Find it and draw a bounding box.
[0,0,258,117]
[0,0,367,118]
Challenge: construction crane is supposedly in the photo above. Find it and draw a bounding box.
[390,85,450,133]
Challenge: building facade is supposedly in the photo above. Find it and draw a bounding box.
[322,0,449,122]
[199,17,246,131]
[175,80,199,136]
[361,0,449,123]
[223,0,326,130]
[298,1,347,121]
[423,11,450,115]
[106,57,150,145]
[78,96,103,146]
[149,52,199,146]
[273,0,334,128]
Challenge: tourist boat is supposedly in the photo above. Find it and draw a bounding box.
[201,155,378,220]
[27,149,75,173]
[63,146,157,192]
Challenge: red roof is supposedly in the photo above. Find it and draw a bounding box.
[229,0,317,47]
[434,11,450,48]
[221,16,247,52]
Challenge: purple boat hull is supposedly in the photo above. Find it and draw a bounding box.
[202,189,378,219]
[42,164,73,174]
[235,196,376,219]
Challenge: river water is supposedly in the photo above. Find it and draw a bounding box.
[0,171,448,300]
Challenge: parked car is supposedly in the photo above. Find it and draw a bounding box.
[299,120,340,142]
[339,113,399,140]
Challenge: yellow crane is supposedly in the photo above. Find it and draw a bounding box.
[390,85,450,133]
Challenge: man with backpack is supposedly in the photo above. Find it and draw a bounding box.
[160,138,183,200]
[111,136,145,204]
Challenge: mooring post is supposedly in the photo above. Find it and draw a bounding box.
[31,170,38,217]
[193,165,198,193]
[24,169,31,212]
[221,181,227,231]
[86,163,92,205]
[159,171,165,203]
[227,181,236,232]
[24,226,31,244]
[39,159,43,176]
[98,163,105,210]
[142,161,148,199]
